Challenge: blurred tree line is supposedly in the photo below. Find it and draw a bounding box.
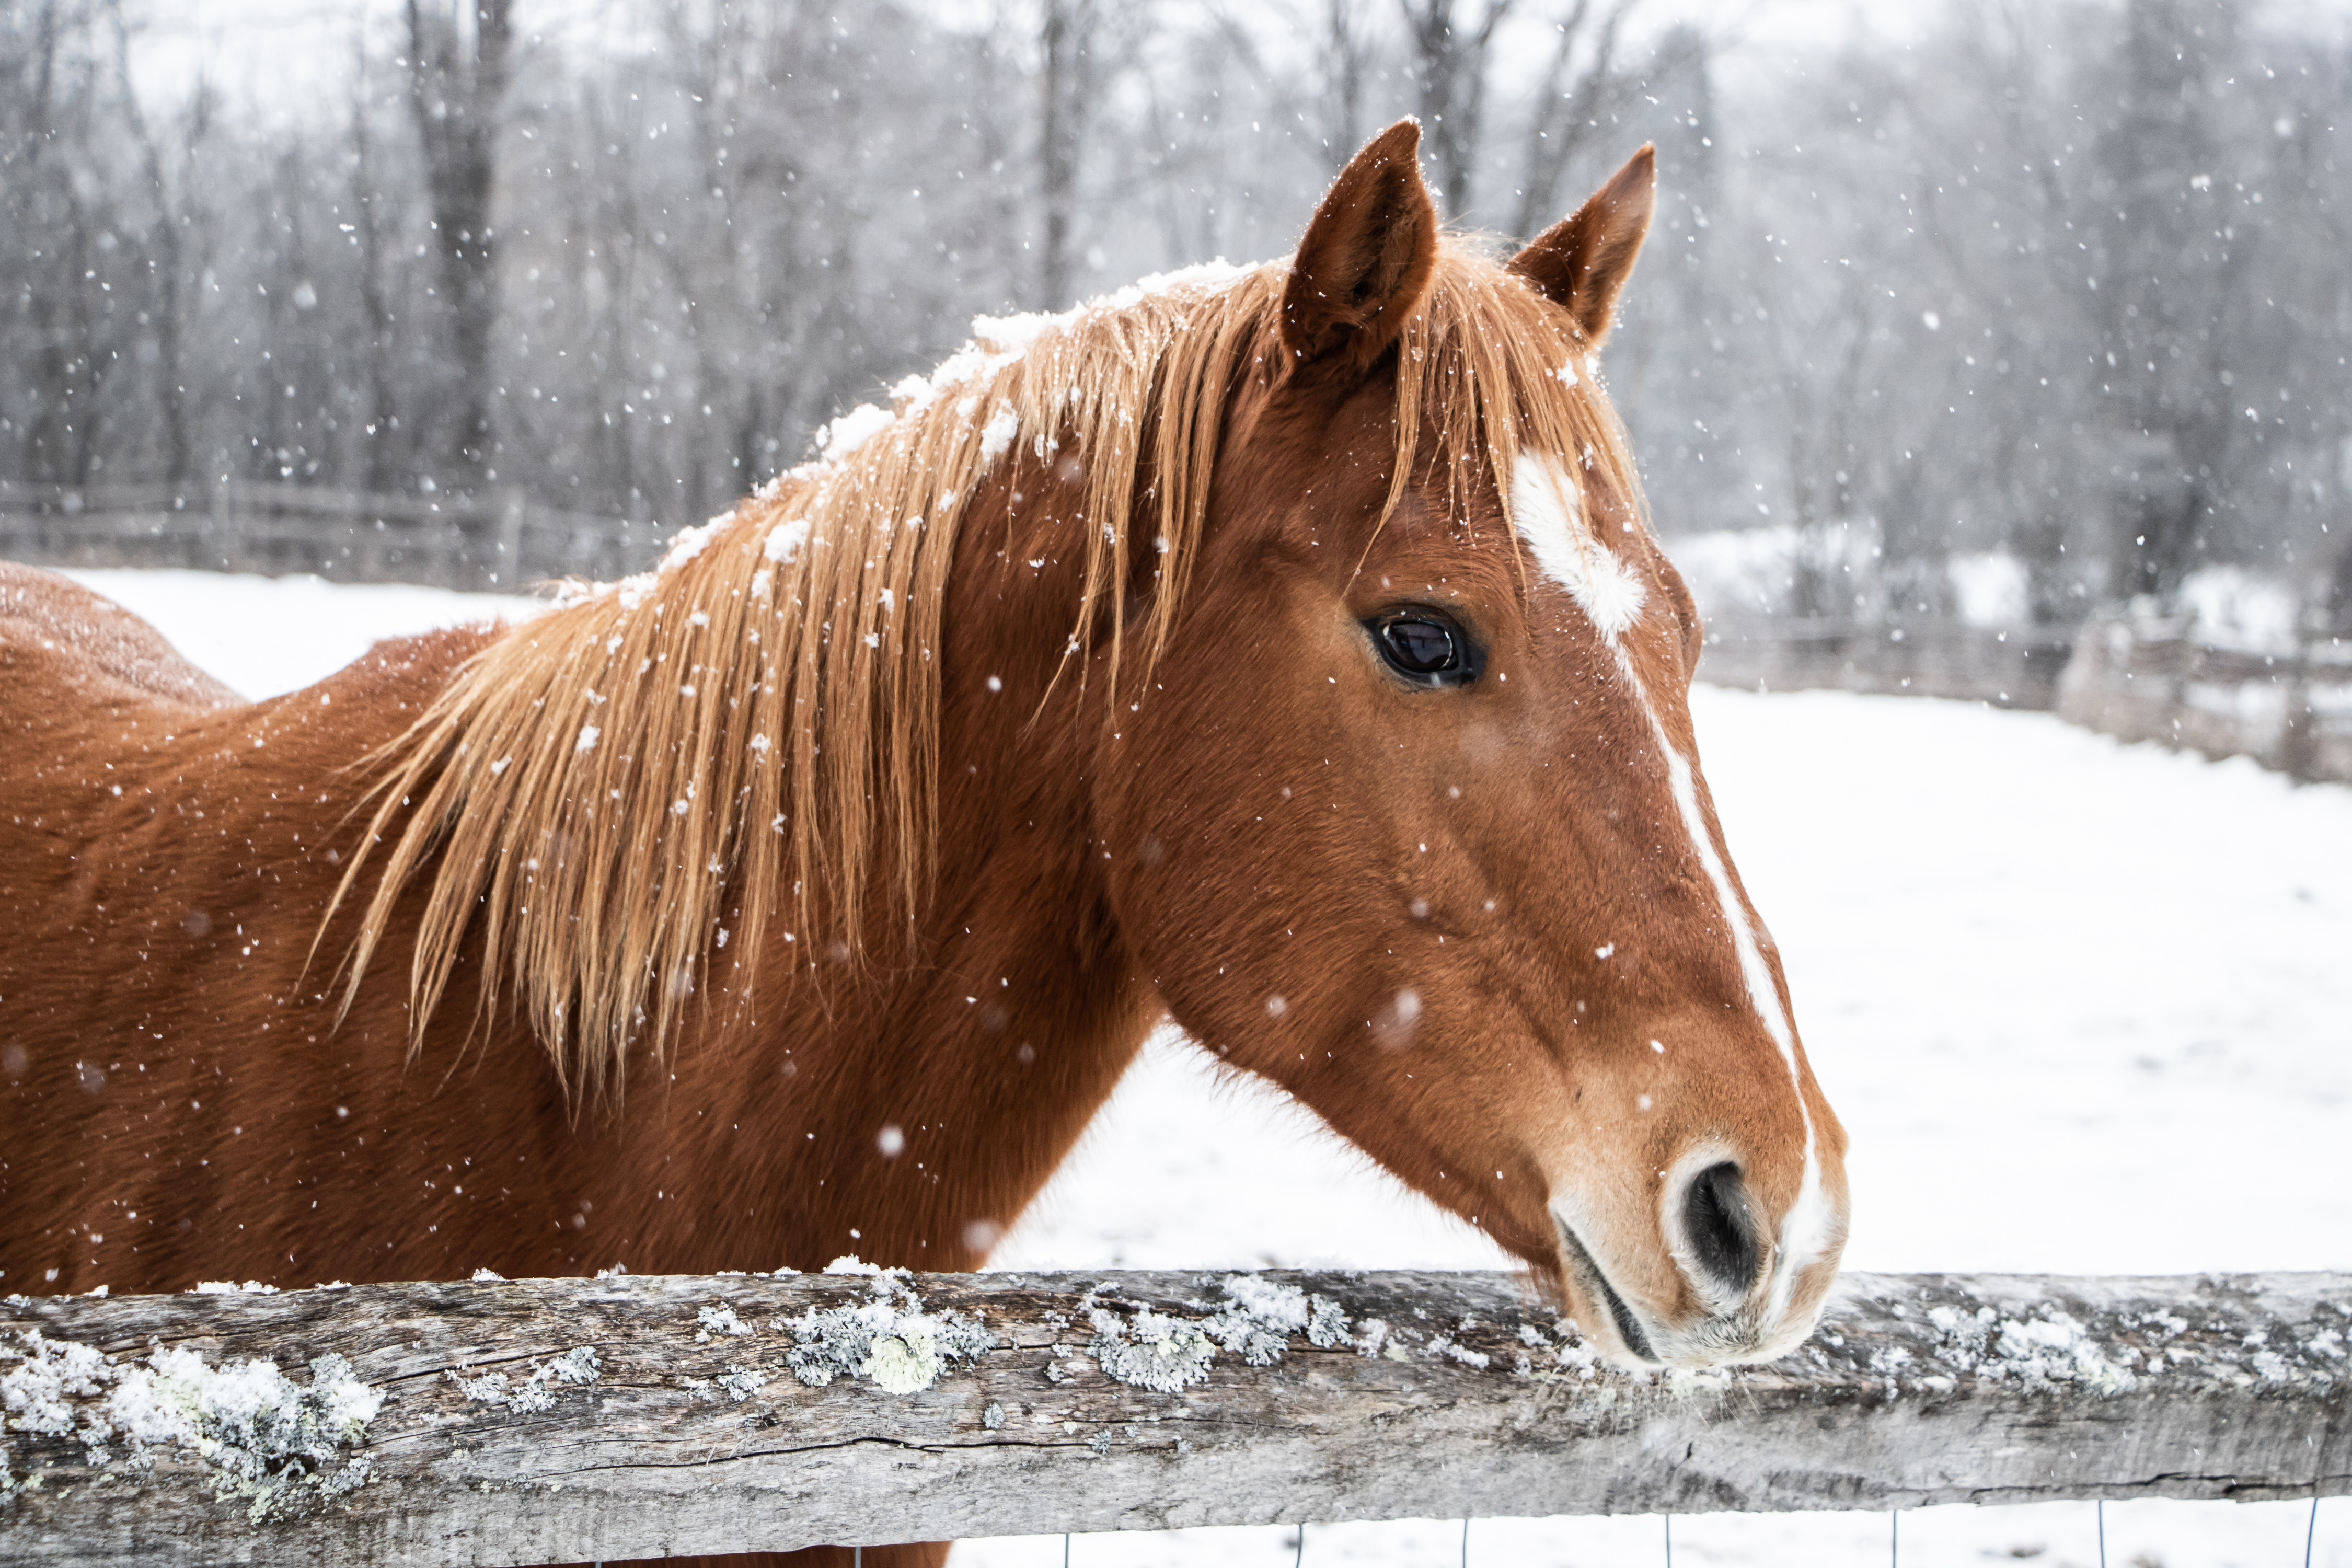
[2,0,2346,621]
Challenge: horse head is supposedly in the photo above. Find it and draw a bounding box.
[293,120,1844,1368]
[1094,124,1848,1369]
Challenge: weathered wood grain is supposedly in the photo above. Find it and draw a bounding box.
[3,1269,2346,1565]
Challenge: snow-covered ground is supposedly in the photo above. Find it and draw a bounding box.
[59,568,546,700]
[53,568,2352,1567]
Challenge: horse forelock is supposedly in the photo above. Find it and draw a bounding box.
[1392,242,1648,566]
[327,240,1647,1108]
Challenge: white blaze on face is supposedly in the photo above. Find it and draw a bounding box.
[1511,452,1837,1326]
[1509,457,1647,643]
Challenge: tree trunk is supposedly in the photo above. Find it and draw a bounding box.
[352,52,402,497]
[1400,0,1514,221]
[1511,0,1651,239]
[1038,0,1085,309]
[403,0,511,493]
[1318,0,1374,174]
[113,13,199,487]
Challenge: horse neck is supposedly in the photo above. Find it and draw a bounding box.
[650,466,1157,1274]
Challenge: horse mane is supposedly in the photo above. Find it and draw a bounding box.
[325,241,1646,1105]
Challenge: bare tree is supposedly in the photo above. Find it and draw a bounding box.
[1319,0,1381,171]
[349,50,408,497]
[1398,0,1514,220]
[1511,0,1653,238]
[109,2,205,485]
[6,0,108,483]
[403,0,511,490]
[2086,0,2253,604]
[1037,0,1097,308]
[5,0,2346,633]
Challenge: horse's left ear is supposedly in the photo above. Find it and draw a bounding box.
[1280,119,1440,377]
[1509,145,1656,348]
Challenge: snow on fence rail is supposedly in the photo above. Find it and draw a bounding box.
[3,1269,2346,1566]
[0,479,658,591]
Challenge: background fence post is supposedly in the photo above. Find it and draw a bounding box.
[2281,605,2321,782]
[210,475,238,573]
[496,486,527,586]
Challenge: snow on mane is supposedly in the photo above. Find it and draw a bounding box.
[747,257,1258,513]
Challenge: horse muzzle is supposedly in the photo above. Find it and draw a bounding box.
[1549,1156,1844,1370]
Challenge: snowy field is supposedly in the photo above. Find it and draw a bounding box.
[56,568,2352,1567]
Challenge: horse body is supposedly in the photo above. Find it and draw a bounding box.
[5,134,1849,1562]
[0,492,1154,1290]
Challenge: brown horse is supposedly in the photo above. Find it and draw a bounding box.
[1,125,1846,1564]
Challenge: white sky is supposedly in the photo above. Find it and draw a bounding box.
[120,0,1959,123]
[121,0,2352,147]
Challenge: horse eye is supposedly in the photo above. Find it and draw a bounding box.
[1368,612,1477,686]
[1383,619,1457,672]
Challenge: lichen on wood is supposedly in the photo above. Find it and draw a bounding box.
[1,1269,2346,1567]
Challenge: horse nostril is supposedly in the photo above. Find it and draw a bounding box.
[1682,1161,1759,1293]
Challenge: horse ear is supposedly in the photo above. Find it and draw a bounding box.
[1509,145,1656,348]
[1279,119,1440,377]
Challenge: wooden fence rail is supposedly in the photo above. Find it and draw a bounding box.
[1697,615,2078,709]
[3,1269,2346,1565]
[0,479,658,591]
[2058,604,2352,784]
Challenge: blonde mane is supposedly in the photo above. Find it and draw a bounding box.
[327,241,1645,1104]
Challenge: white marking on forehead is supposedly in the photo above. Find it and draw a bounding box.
[1597,640,1838,1322]
[1509,454,1646,643]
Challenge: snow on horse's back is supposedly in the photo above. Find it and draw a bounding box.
[1,126,1845,1444]
[2,560,245,712]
